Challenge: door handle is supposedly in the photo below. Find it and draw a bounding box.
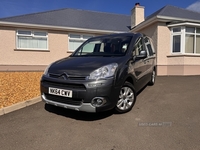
[143,60,149,63]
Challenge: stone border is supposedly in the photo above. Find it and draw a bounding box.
[0,96,41,116]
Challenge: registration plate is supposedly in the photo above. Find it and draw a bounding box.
[49,87,72,98]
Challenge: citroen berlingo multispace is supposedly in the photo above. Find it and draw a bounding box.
[40,33,156,113]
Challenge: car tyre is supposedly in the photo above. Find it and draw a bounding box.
[115,81,136,113]
[148,69,156,85]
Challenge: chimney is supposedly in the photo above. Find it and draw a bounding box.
[131,3,145,29]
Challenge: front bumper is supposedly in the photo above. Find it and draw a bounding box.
[42,94,96,112]
[40,75,121,112]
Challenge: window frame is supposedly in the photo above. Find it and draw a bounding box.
[16,29,48,51]
[68,33,93,52]
[171,26,183,54]
[170,26,200,55]
[144,36,155,56]
[185,27,195,54]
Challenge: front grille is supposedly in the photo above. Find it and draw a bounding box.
[67,76,87,80]
[45,94,83,106]
[42,81,86,90]
[49,73,87,80]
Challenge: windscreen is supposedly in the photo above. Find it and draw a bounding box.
[72,36,132,56]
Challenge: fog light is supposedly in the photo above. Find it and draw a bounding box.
[88,83,103,87]
[91,97,106,107]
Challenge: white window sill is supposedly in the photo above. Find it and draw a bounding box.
[67,50,74,53]
[167,53,200,57]
[14,49,50,52]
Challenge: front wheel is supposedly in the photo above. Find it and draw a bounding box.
[115,82,136,113]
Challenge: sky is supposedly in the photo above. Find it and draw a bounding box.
[0,0,200,19]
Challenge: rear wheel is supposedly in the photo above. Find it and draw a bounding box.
[148,69,156,85]
[115,82,136,113]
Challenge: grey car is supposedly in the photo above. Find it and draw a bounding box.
[40,33,156,113]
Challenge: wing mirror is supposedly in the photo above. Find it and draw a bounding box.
[136,50,147,59]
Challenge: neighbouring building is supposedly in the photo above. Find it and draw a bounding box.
[131,4,200,75]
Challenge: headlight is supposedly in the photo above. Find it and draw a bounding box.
[88,63,118,80]
[43,63,52,75]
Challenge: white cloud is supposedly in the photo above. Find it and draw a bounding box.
[187,0,200,13]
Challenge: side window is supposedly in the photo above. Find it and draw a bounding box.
[133,37,144,56]
[144,37,154,56]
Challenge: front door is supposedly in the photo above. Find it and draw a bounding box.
[131,37,147,90]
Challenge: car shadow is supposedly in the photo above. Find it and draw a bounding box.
[44,104,114,121]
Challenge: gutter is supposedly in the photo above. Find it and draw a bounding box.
[0,21,125,34]
[131,15,200,32]
[157,15,200,24]
[167,22,200,27]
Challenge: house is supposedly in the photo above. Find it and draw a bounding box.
[1,4,200,108]
[131,4,200,75]
[0,8,130,71]
[0,4,200,75]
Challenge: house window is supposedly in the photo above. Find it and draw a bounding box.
[197,33,200,54]
[17,30,48,50]
[173,35,181,53]
[172,27,181,53]
[195,28,200,54]
[185,27,195,53]
[171,26,200,54]
[68,34,93,51]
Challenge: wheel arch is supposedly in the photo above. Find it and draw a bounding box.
[123,74,137,88]
[126,76,134,85]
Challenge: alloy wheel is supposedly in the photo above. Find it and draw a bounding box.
[117,86,135,111]
[152,70,156,83]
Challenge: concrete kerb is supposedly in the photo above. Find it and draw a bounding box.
[0,96,41,116]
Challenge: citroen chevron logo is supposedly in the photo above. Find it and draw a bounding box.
[60,72,69,80]
[64,72,69,77]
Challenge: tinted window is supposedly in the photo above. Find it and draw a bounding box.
[173,28,181,33]
[144,37,154,56]
[147,45,153,56]
[173,35,181,52]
